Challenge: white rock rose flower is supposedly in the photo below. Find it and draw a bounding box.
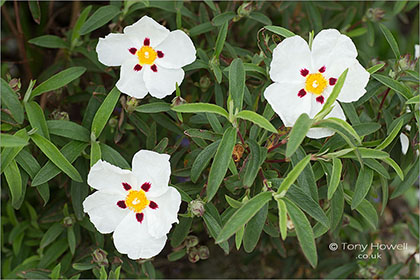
[96,16,196,99]
[83,150,181,260]
[264,29,370,138]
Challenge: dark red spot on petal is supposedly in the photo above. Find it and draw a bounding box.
[129,48,137,55]
[134,64,142,71]
[300,68,309,77]
[316,96,325,104]
[150,64,157,72]
[157,50,164,58]
[141,182,151,192]
[143,38,150,46]
[149,201,158,209]
[122,183,132,191]
[318,66,326,73]
[329,77,337,86]
[298,89,307,98]
[117,200,127,209]
[136,213,144,223]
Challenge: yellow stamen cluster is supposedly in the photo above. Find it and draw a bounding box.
[305,73,327,95]
[125,190,149,213]
[137,46,157,65]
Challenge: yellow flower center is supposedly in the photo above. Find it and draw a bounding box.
[125,190,149,213]
[305,73,327,95]
[137,46,157,65]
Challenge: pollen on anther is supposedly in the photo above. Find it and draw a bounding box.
[134,64,142,71]
[316,96,325,104]
[151,64,158,72]
[157,51,164,58]
[122,182,132,191]
[141,182,151,192]
[149,201,158,209]
[117,200,127,209]
[318,66,326,73]
[298,89,307,98]
[129,48,137,55]
[329,78,337,85]
[143,38,150,46]
[300,68,309,77]
[136,213,144,223]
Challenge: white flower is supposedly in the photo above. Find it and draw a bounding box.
[96,16,196,99]
[264,29,370,138]
[83,150,181,260]
[415,44,419,59]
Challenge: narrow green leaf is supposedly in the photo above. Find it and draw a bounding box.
[225,195,242,208]
[235,110,277,134]
[30,67,86,99]
[229,58,245,112]
[286,113,313,158]
[40,223,64,249]
[216,192,272,243]
[28,0,41,24]
[1,78,24,123]
[47,120,90,142]
[1,129,29,173]
[212,11,235,26]
[100,143,130,169]
[190,140,220,183]
[351,167,374,209]
[327,158,342,200]
[391,158,419,199]
[264,25,295,37]
[24,101,50,139]
[214,21,228,57]
[277,154,311,195]
[283,198,318,268]
[0,134,28,147]
[172,103,229,119]
[170,217,193,247]
[330,183,344,231]
[207,127,236,201]
[372,74,412,100]
[202,209,229,253]
[276,198,288,240]
[235,226,245,250]
[364,158,390,179]
[67,227,76,255]
[38,239,68,268]
[382,157,404,180]
[243,203,268,253]
[71,6,92,46]
[135,102,171,113]
[344,189,378,230]
[4,160,22,209]
[80,5,121,35]
[290,147,318,200]
[379,23,400,59]
[90,141,101,167]
[376,118,404,150]
[28,35,67,49]
[241,140,265,188]
[91,87,121,139]
[366,63,385,74]
[30,133,82,182]
[405,95,419,104]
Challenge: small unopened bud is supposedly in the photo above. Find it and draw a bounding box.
[286,216,294,230]
[108,117,118,128]
[187,247,200,263]
[63,216,74,227]
[125,97,139,113]
[199,76,211,92]
[188,199,205,217]
[185,235,199,248]
[237,2,253,17]
[366,8,385,22]
[172,96,186,107]
[197,246,209,260]
[399,54,415,71]
[9,78,21,92]
[92,248,109,266]
[51,110,70,121]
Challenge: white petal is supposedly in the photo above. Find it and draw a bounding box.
[311,29,357,71]
[132,150,171,197]
[335,60,370,103]
[96,33,134,67]
[400,133,409,155]
[145,187,181,238]
[306,101,346,139]
[415,44,420,59]
[155,30,196,69]
[264,82,311,127]
[116,57,149,99]
[87,160,137,195]
[144,66,184,99]
[123,16,170,47]
[113,211,167,259]
[269,35,311,83]
[83,191,128,234]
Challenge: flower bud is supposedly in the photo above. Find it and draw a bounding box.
[188,199,205,217]
[237,2,253,18]
[197,246,209,260]
[92,248,109,266]
[126,97,139,113]
[187,247,200,263]
[199,76,211,92]
[398,54,415,71]
[108,117,118,128]
[63,216,74,227]
[51,109,70,121]
[171,96,186,107]
[9,78,21,92]
[365,8,385,22]
[185,235,199,248]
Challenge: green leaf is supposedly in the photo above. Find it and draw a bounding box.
[212,11,235,26]
[384,263,404,279]
[202,208,229,253]
[376,118,404,150]
[372,74,412,100]
[276,198,288,240]
[49,263,61,280]
[80,5,121,35]
[243,203,268,253]
[229,58,245,112]
[38,239,68,268]
[47,120,90,142]
[344,189,378,230]
[391,158,419,199]
[315,117,361,147]
[191,140,220,183]
[167,248,186,262]
[216,192,272,243]
[135,102,171,113]
[405,95,419,104]
[30,133,82,182]
[286,113,313,158]
[327,158,342,200]
[364,158,390,179]
[28,0,41,24]
[379,23,400,59]
[0,134,28,147]
[91,87,121,139]
[264,25,295,37]
[382,157,404,180]
[172,103,229,119]
[71,5,92,47]
[40,223,64,249]
[351,167,374,209]
[24,101,50,139]
[214,21,228,57]
[341,148,389,159]
[1,78,24,123]
[30,67,86,99]
[225,195,242,209]
[28,35,67,49]
[241,140,265,188]
[366,63,385,74]
[1,129,29,173]
[90,141,101,167]
[207,127,236,201]
[330,183,344,231]
[277,154,311,195]
[248,12,272,25]
[290,147,318,200]
[170,217,193,247]
[100,143,130,169]
[4,160,22,209]
[67,227,76,255]
[283,198,318,268]
[235,110,277,134]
